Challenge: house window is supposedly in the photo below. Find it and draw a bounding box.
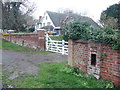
[91,54,96,66]
[43,23,45,26]
[39,24,42,28]
[47,22,51,25]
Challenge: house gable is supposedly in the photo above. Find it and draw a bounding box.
[41,11,55,28]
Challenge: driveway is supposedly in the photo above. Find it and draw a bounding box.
[1,50,67,88]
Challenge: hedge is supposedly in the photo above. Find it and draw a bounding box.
[62,21,120,49]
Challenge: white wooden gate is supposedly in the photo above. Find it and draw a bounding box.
[46,34,68,55]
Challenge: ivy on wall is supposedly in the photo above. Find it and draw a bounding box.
[62,20,120,49]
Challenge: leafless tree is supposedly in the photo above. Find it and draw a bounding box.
[2,0,36,32]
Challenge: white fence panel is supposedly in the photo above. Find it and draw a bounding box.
[46,34,68,55]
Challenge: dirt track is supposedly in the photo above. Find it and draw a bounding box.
[2,50,67,76]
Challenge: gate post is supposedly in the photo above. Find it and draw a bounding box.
[46,33,48,51]
[37,29,46,50]
[62,40,65,55]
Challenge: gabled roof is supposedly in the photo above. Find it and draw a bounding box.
[47,11,67,27]
[65,14,101,29]
[46,11,101,29]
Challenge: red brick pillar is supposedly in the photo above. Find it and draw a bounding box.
[37,30,46,50]
[68,40,75,66]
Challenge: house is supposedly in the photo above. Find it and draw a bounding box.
[37,11,66,35]
[35,11,101,35]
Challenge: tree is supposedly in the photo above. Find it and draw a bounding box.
[100,13,118,29]
[2,0,35,32]
[0,1,3,29]
[100,3,120,30]
[28,25,35,32]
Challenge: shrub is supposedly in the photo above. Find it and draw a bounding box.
[52,32,57,35]
[62,20,120,49]
[91,27,120,49]
[62,21,93,41]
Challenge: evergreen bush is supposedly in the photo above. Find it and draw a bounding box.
[62,20,120,49]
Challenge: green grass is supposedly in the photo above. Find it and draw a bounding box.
[2,62,116,88]
[50,36,63,41]
[0,39,50,53]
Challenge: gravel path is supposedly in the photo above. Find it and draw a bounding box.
[1,50,67,87]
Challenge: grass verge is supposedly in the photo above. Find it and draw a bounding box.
[0,39,50,53]
[50,36,63,41]
[2,62,117,88]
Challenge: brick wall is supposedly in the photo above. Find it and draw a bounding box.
[68,40,120,86]
[2,30,46,50]
[100,44,120,86]
[73,40,88,72]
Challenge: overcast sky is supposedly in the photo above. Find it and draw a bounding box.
[30,0,119,21]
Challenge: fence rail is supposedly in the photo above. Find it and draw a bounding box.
[46,34,68,55]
